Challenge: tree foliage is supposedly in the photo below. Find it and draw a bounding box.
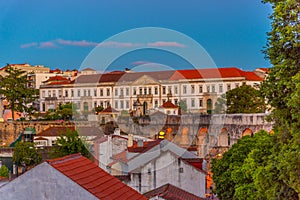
[0,165,9,178]
[0,66,39,120]
[52,129,90,158]
[178,100,187,112]
[44,102,77,120]
[13,142,42,166]
[214,84,265,114]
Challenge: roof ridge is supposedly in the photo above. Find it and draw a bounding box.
[47,153,82,164]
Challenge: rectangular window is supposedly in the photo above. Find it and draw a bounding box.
[139,87,142,95]
[42,91,45,98]
[94,101,97,108]
[115,101,118,109]
[207,85,210,93]
[126,88,129,96]
[88,89,91,96]
[58,90,62,98]
[235,83,239,88]
[174,99,178,105]
[48,90,51,97]
[77,89,81,97]
[199,99,203,107]
[183,86,187,94]
[83,89,87,96]
[162,86,166,95]
[100,101,104,107]
[212,85,215,93]
[191,85,195,94]
[115,88,118,96]
[191,99,195,107]
[174,86,178,94]
[149,87,152,95]
[227,84,231,91]
[100,89,103,96]
[154,87,158,95]
[120,101,124,109]
[106,88,110,96]
[219,84,223,93]
[65,90,68,97]
[154,100,158,107]
[144,88,147,95]
[199,85,203,93]
[52,90,56,97]
[94,89,97,96]
[168,86,172,94]
[126,100,129,109]
[120,88,124,96]
[71,90,74,97]
[162,99,166,104]
[133,87,137,95]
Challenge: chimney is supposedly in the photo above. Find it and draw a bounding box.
[128,134,133,147]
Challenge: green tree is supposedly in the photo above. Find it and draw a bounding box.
[0,66,39,120]
[44,103,77,120]
[52,129,90,158]
[213,94,227,114]
[0,165,9,178]
[13,142,42,166]
[178,100,187,112]
[94,105,104,114]
[220,84,265,114]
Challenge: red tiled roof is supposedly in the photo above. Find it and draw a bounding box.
[47,154,147,200]
[101,106,119,113]
[34,136,48,141]
[127,140,161,153]
[47,81,72,85]
[243,71,264,81]
[46,75,69,82]
[160,101,178,109]
[144,184,204,200]
[38,127,75,137]
[81,67,96,71]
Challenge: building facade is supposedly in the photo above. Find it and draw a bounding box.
[39,67,265,114]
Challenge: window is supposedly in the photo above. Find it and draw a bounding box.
[144,88,147,95]
[48,90,51,97]
[83,89,87,96]
[100,101,104,107]
[115,88,118,96]
[191,99,195,107]
[174,86,178,94]
[191,85,195,94]
[212,85,215,93]
[139,87,142,95]
[115,101,118,109]
[235,83,239,88]
[42,91,45,98]
[199,99,203,107]
[183,85,187,94]
[219,84,223,93]
[162,86,166,95]
[168,86,172,94]
[42,103,45,112]
[120,101,124,109]
[100,89,103,96]
[65,90,68,97]
[77,89,81,97]
[154,100,158,107]
[94,101,97,108]
[133,87,137,95]
[126,100,129,109]
[71,90,74,97]
[52,90,56,97]
[199,85,203,93]
[207,85,210,93]
[120,88,124,96]
[162,99,166,103]
[77,102,81,109]
[174,99,178,105]
[227,84,231,91]
[94,89,97,96]
[154,87,158,95]
[126,88,129,96]
[149,87,152,94]
[106,88,110,96]
[87,89,90,96]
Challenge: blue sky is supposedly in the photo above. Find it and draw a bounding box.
[0,0,272,71]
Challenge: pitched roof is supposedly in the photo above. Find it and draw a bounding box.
[82,67,96,71]
[243,71,264,81]
[37,127,75,137]
[101,106,119,113]
[47,154,147,200]
[144,184,204,200]
[127,140,162,153]
[160,101,178,109]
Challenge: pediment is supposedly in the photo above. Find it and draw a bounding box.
[131,75,160,85]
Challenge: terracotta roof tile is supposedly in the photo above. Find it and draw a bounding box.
[38,127,75,137]
[144,184,204,200]
[127,140,161,153]
[243,71,264,81]
[48,154,147,200]
[101,106,119,113]
[160,101,178,109]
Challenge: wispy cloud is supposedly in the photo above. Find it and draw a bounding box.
[56,39,98,47]
[38,41,57,49]
[20,42,38,49]
[21,39,186,49]
[147,41,186,47]
[131,61,155,66]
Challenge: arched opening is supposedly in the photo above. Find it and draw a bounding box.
[83,102,89,111]
[242,128,253,137]
[219,128,229,147]
[207,99,212,114]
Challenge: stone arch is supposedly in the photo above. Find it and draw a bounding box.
[242,128,253,137]
[197,127,208,145]
[219,128,229,147]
